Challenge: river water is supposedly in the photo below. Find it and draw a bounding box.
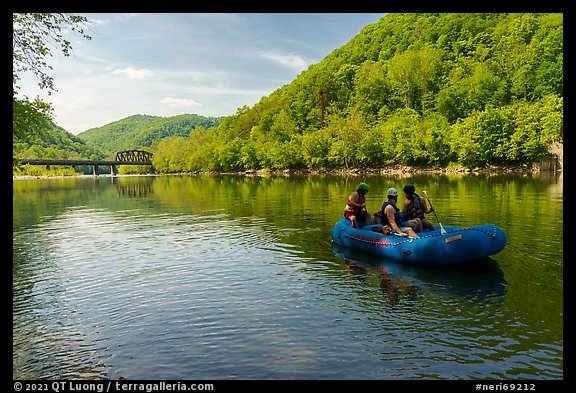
[12,172,563,380]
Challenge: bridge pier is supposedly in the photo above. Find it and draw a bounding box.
[93,164,99,176]
[111,165,117,176]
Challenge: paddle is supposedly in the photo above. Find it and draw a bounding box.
[422,190,447,235]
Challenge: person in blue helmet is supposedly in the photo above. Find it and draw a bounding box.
[375,187,419,238]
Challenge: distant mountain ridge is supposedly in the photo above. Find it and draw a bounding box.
[77,113,224,154]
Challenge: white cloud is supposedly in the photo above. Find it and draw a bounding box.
[160,97,202,107]
[260,52,309,70]
[110,67,154,79]
[86,17,110,27]
[16,13,385,134]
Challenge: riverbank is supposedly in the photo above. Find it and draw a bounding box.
[169,162,558,177]
[238,164,539,176]
[14,164,561,180]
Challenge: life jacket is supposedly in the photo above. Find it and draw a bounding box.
[405,194,425,220]
[346,193,365,213]
[379,201,405,227]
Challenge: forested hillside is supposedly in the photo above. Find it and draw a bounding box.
[77,114,224,154]
[13,113,224,176]
[13,123,108,161]
[152,13,563,173]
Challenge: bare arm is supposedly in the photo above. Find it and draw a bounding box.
[347,192,365,210]
[401,199,409,216]
[385,205,407,237]
[421,197,433,214]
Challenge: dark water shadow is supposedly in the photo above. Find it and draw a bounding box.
[332,242,508,303]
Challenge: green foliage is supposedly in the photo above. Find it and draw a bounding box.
[77,114,224,155]
[13,13,91,144]
[13,122,110,176]
[117,165,154,175]
[12,164,80,177]
[13,13,90,93]
[12,97,53,142]
[13,123,107,161]
[387,45,443,112]
[448,94,562,167]
[146,13,560,172]
[18,13,563,174]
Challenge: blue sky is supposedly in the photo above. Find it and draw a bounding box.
[18,13,385,135]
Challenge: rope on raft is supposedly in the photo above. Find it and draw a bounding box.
[418,225,498,240]
[345,225,499,247]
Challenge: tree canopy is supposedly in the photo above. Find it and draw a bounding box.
[151,13,563,173]
[13,13,91,142]
[76,114,225,154]
[14,13,563,174]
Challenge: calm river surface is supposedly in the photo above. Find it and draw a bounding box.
[13,172,563,380]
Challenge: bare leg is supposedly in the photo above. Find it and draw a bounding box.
[350,216,358,228]
[406,218,423,233]
[415,218,423,232]
[405,227,420,239]
[422,218,436,231]
[364,212,372,226]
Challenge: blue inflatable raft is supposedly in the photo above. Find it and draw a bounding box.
[331,218,507,266]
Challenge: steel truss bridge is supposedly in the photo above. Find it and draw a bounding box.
[15,149,153,176]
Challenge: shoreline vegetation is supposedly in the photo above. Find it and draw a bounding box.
[12,163,562,180]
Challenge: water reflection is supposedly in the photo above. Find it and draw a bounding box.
[13,173,562,379]
[343,256,419,306]
[332,243,507,303]
[114,181,153,198]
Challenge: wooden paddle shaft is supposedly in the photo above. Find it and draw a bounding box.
[423,190,446,234]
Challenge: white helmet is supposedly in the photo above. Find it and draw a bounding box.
[387,187,399,197]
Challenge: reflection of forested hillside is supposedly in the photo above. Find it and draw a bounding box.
[14,172,561,237]
[13,173,563,342]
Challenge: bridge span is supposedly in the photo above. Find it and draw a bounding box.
[15,150,153,176]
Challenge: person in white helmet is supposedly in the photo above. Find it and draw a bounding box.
[375,187,420,238]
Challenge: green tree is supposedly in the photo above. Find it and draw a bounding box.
[12,97,53,142]
[13,13,91,143]
[387,45,443,112]
[351,60,391,122]
[114,13,563,173]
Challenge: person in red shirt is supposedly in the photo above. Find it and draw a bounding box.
[344,182,372,228]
